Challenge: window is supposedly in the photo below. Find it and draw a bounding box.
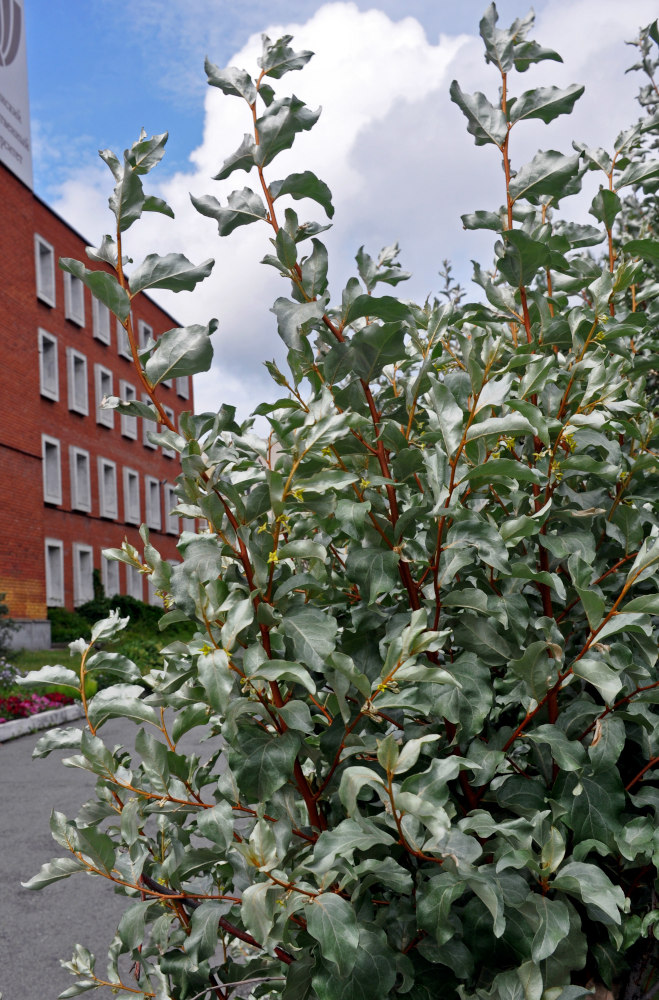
[35,235,55,306]
[45,539,64,606]
[94,364,114,428]
[162,405,176,458]
[102,556,120,598]
[64,271,85,326]
[181,517,195,534]
[145,476,161,530]
[164,483,179,535]
[69,447,91,512]
[38,329,58,401]
[120,380,137,439]
[73,544,94,606]
[123,467,140,524]
[117,318,132,359]
[98,458,118,519]
[138,319,153,350]
[125,564,143,601]
[176,376,190,399]
[67,348,88,415]
[142,393,157,449]
[93,298,111,344]
[42,435,62,504]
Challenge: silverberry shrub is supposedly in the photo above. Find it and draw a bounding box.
[24,7,659,1000]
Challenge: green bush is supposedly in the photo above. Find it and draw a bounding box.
[111,632,164,675]
[24,9,659,1000]
[76,593,162,629]
[47,606,91,644]
[0,592,17,656]
[49,598,194,675]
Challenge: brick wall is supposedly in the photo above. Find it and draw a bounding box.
[0,162,47,617]
[0,162,194,620]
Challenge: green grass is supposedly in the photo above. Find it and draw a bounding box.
[6,619,197,696]
[12,648,70,672]
[0,650,86,701]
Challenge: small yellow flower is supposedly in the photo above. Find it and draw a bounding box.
[360,478,371,489]
[267,550,279,565]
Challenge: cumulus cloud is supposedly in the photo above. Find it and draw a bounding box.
[50,0,657,420]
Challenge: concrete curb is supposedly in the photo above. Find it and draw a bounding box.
[0,703,85,743]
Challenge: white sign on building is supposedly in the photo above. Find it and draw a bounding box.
[0,0,32,188]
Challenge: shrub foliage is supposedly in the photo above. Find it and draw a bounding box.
[24,7,659,1000]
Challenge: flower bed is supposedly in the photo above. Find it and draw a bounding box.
[0,657,75,723]
[0,691,74,723]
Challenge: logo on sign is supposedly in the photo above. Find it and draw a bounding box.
[0,0,21,68]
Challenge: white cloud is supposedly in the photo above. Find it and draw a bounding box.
[50,0,657,421]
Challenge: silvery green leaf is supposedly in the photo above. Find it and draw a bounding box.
[449,80,508,146]
[87,685,159,730]
[270,170,335,218]
[306,894,359,976]
[128,253,214,295]
[145,320,216,384]
[204,60,257,102]
[191,188,267,236]
[59,258,131,322]
[22,856,86,890]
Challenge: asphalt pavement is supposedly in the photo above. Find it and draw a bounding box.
[1,715,214,1000]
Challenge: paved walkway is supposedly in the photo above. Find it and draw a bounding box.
[1,718,159,998]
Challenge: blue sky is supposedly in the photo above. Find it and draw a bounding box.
[25,0,551,196]
[22,0,658,417]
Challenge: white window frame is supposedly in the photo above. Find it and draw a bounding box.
[63,270,85,326]
[73,543,94,607]
[125,564,144,601]
[120,380,137,439]
[164,483,179,535]
[42,435,62,505]
[35,234,55,307]
[102,555,120,598]
[123,467,140,525]
[138,319,153,350]
[69,446,91,512]
[176,376,190,399]
[38,329,59,401]
[117,318,132,359]
[98,458,118,520]
[142,393,157,449]
[145,475,162,531]
[162,405,176,458]
[94,364,114,428]
[93,298,111,344]
[45,539,64,607]
[66,348,88,416]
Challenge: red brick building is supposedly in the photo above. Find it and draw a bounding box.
[0,160,192,647]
